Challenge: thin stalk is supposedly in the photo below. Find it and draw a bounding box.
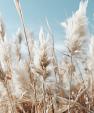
[14,0,32,62]
[34,81,38,113]
[68,55,73,113]
[14,0,33,81]
[90,71,93,102]
[43,78,46,113]
[14,1,38,112]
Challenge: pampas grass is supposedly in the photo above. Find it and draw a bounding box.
[0,0,94,113]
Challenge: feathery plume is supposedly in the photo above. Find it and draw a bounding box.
[61,0,88,55]
[0,17,5,41]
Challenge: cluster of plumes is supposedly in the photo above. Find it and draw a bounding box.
[1,0,94,113]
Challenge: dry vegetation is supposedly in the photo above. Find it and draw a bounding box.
[0,0,94,113]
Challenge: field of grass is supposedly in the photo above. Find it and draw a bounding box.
[0,0,94,113]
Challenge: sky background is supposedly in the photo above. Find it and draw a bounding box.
[0,0,94,50]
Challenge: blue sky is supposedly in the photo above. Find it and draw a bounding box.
[0,0,94,49]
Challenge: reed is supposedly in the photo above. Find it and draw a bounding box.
[1,0,94,113]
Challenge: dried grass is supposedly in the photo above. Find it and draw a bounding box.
[0,0,94,113]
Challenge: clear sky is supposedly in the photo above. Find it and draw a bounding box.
[0,0,94,49]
